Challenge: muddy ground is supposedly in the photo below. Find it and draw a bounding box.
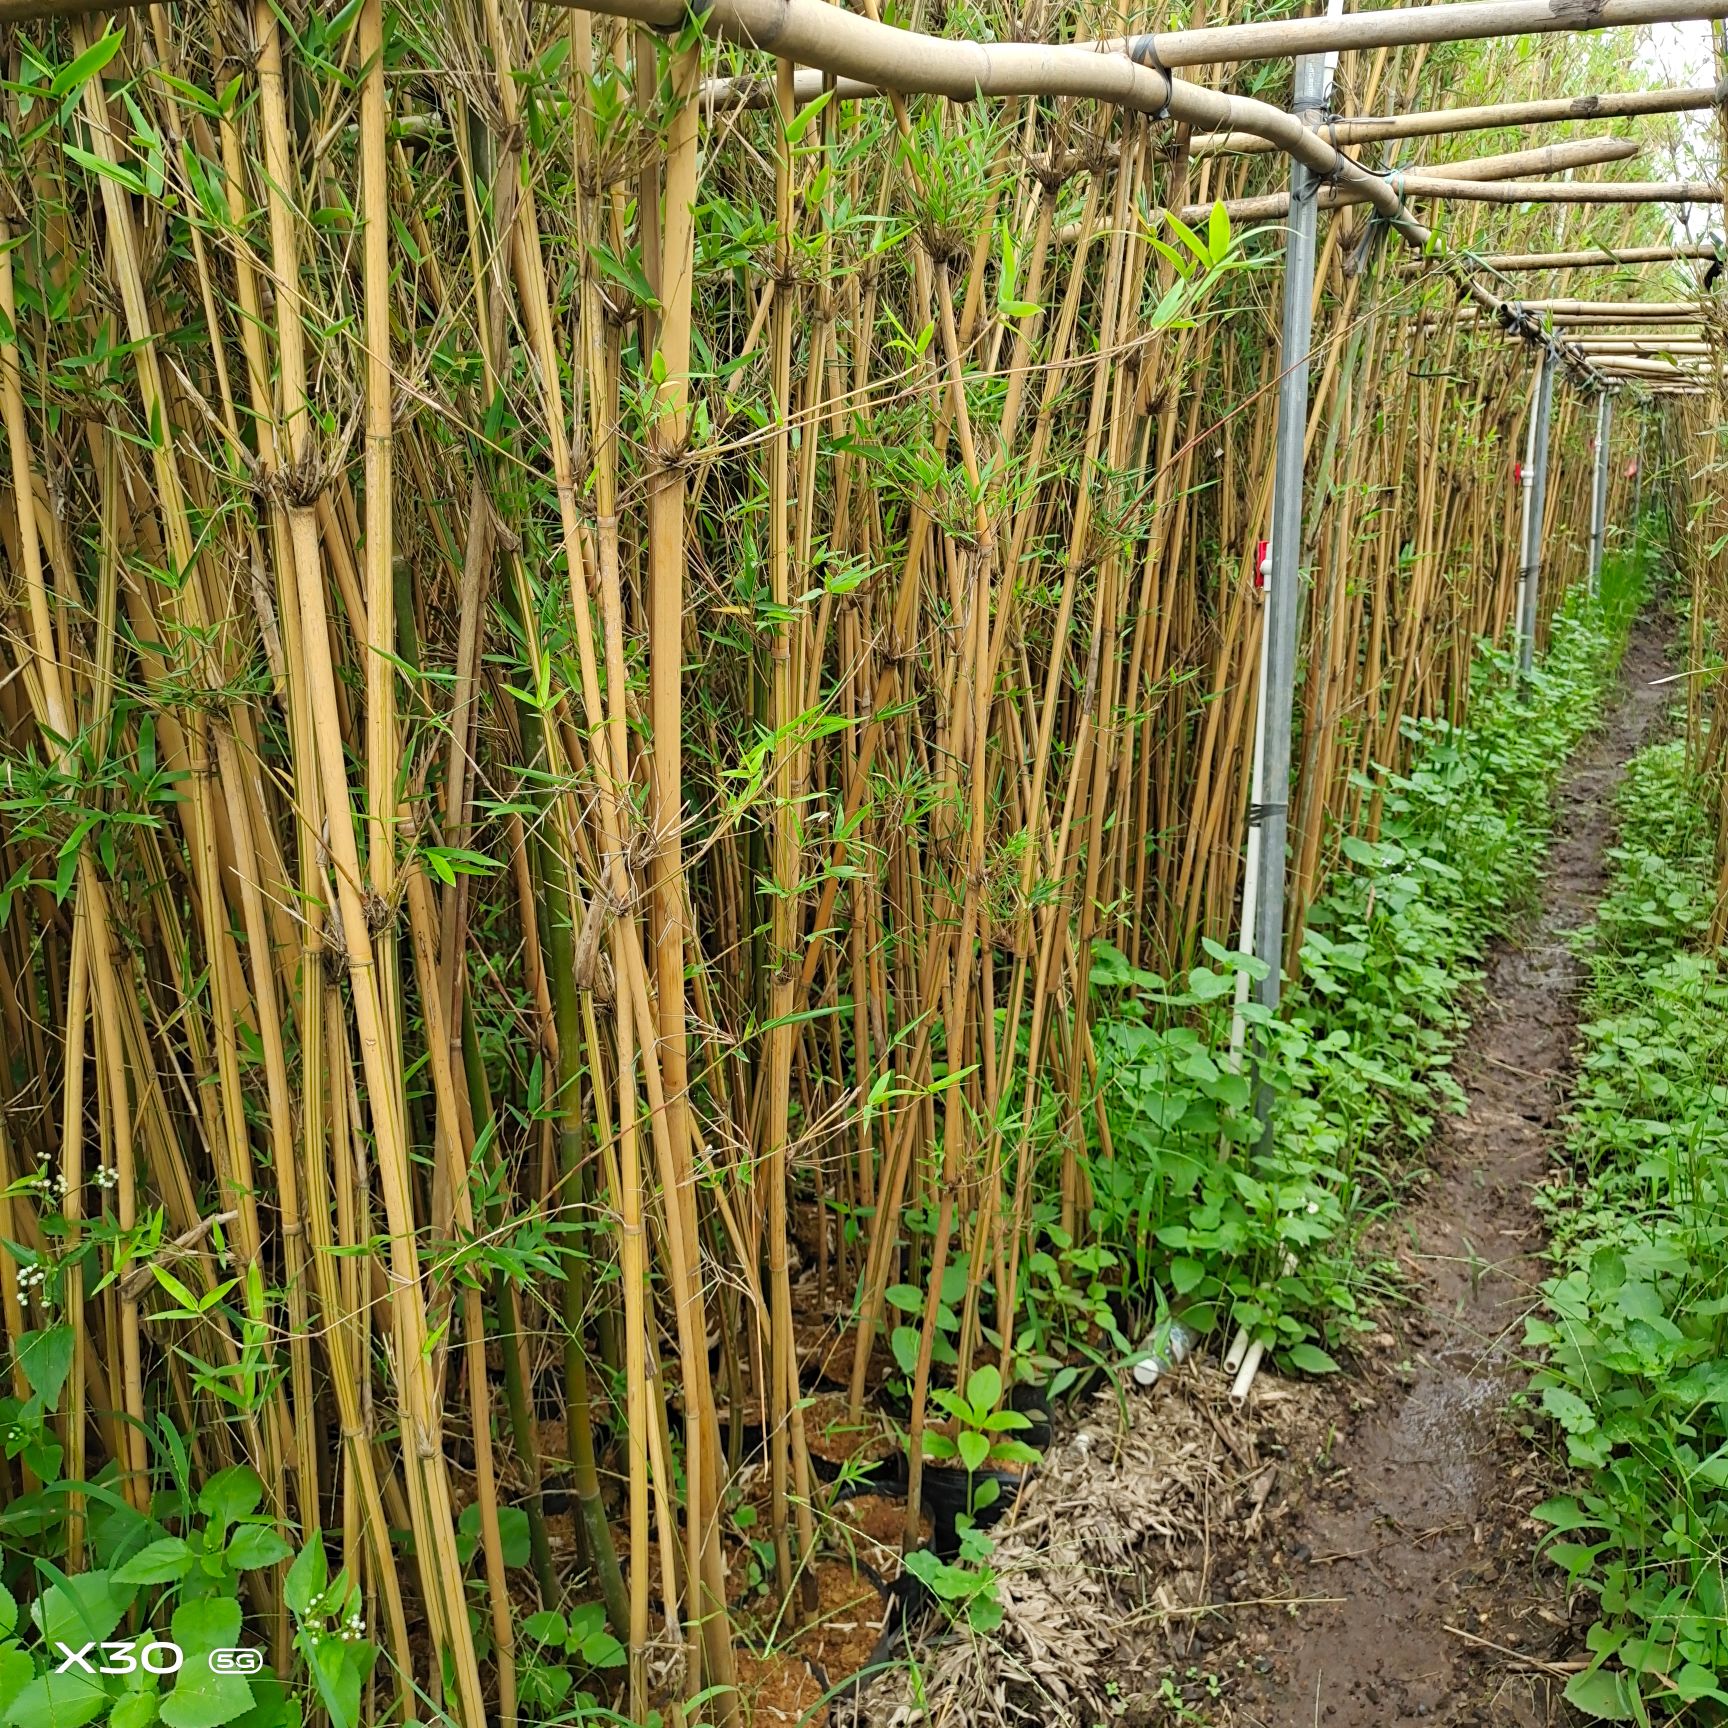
[1198,616,1673,1728]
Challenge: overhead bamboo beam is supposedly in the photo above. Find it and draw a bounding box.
[1567,337,1713,351]
[1189,84,1725,155]
[1481,297,1713,315]
[1174,135,1641,224]
[690,2,1728,108]
[1592,351,1724,364]
[1392,177,1724,204]
[1405,242,1719,270]
[1351,136,1639,181]
[1454,308,1708,326]
[1575,330,1707,343]
[1594,356,1727,374]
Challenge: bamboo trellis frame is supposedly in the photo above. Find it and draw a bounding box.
[0,2,1719,1726]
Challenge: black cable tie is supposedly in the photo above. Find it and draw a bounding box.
[1247,801,1287,825]
[1127,34,1175,120]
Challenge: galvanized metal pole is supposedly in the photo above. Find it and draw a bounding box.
[1518,344,1557,679]
[1249,46,1325,1039]
[1587,389,1614,597]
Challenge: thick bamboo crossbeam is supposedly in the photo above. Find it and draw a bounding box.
[689,0,1728,109]
[1407,243,1718,271]
[1175,136,1640,223]
[1351,136,1638,181]
[1594,352,1722,364]
[1547,315,1712,327]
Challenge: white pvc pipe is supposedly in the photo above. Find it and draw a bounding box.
[1230,1339,1267,1406]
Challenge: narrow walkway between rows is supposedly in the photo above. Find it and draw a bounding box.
[1231,615,1672,1728]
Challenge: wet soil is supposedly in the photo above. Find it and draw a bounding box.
[1219,618,1672,1728]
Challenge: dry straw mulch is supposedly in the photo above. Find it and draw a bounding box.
[851,1365,1310,1728]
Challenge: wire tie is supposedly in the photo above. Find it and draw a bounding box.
[1128,33,1174,119]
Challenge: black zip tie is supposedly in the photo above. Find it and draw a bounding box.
[1126,33,1174,120]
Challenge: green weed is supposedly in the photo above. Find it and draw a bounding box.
[1528,725,1728,1722]
[1077,579,1638,1377]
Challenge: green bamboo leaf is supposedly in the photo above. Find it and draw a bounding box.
[49,30,125,99]
[62,145,147,195]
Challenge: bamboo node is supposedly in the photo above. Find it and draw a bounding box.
[918,227,971,269]
[275,456,327,510]
[571,892,613,991]
[1029,145,1092,190]
[320,911,350,979]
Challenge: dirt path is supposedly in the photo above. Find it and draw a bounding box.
[1224,618,1672,1728]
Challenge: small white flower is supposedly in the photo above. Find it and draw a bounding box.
[1306,1201,1320,1214]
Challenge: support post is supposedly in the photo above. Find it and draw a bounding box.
[1588,389,1614,597]
[1248,46,1324,1054]
[1517,343,1557,679]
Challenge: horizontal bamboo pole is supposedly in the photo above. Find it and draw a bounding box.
[1481,296,1712,314]
[687,1,1728,107]
[1594,356,1728,374]
[1394,177,1724,204]
[1172,135,1640,224]
[1567,337,1714,351]
[1453,308,1708,325]
[1189,84,1724,155]
[1404,242,1719,270]
[1454,322,1708,348]
[1514,325,1711,338]
[1368,136,1639,180]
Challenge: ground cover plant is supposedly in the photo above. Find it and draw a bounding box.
[1085,586,1639,1382]
[1528,555,1728,1721]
